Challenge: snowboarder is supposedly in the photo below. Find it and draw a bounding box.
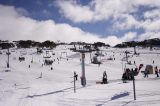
[155,66,159,77]
[102,71,108,84]
[28,65,30,68]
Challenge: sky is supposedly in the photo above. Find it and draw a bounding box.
[0,0,160,46]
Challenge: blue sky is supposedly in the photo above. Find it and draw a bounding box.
[0,0,112,36]
[0,0,160,46]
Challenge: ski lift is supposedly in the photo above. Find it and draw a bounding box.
[43,50,51,58]
[44,59,53,65]
[37,48,43,54]
[92,56,101,64]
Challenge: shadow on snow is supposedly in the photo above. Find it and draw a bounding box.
[26,87,73,98]
[96,92,130,106]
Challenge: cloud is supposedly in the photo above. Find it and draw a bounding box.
[144,9,160,19]
[0,5,124,46]
[133,0,160,7]
[56,0,93,23]
[121,32,137,42]
[141,8,160,32]
[56,0,160,33]
[56,0,136,23]
[137,32,160,41]
[56,0,160,23]
[113,14,140,30]
[0,4,159,47]
[140,19,160,32]
[15,7,30,17]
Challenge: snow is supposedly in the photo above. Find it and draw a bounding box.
[0,46,160,106]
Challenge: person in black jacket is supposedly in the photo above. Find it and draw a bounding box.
[155,66,159,77]
[102,71,108,84]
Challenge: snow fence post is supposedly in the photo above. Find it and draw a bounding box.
[6,48,10,68]
[132,71,136,100]
[74,72,76,93]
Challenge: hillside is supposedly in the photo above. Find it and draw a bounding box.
[0,45,160,106]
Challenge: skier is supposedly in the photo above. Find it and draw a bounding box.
[155,66,159,77]
[144,69,149,78]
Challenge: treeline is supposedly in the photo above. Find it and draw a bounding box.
[15,40,57,49]
[2,38,159,49]
[114,38,160,48]
[0,40,111,49]
[0,40,15,49]
[0,40,57,49]
[70,41,110,47]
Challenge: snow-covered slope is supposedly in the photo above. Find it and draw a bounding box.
[0,46,160,106]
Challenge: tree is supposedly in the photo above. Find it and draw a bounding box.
[0,42,14,49]
[16,40,33,48]
[40,40,57,49]
[94,42,105,47]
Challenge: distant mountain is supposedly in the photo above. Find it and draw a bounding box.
[114,38,160,48]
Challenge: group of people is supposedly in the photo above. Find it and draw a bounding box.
[122,68,138,82]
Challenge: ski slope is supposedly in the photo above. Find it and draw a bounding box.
[0,45,160,106]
